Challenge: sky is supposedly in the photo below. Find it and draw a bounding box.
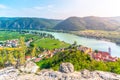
[0,0,120,19]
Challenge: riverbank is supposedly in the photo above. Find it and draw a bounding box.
[30,29,120,45]
[71,30,120,45]
[1,29,120,45]
[27,29,120,57]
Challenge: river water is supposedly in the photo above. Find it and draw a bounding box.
[35,30,120,57]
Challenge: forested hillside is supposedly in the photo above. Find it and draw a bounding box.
[54,16,120,31]
[0,17,61,29]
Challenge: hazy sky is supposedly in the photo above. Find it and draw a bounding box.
[0,0,120,19]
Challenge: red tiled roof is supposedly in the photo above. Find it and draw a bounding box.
[34,58,41,62]
[97,51,110,55]
[93,51,117,62]
[25,56,31,59]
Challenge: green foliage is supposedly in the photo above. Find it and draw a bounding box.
[95,50,98,53]
[36,49,92,71]
[8,51,16,65]
[36,48,120,74]
[19,37,26,65]
[31,46,36,57]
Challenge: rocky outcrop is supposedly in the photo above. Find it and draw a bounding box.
[0,62,120,80]
[0,67,19,80]
[16,69,120,80]
[96,71,120,80]
[19,61,39,73]
[59,62,74,73]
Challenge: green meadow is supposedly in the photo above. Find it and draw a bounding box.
[31,38,70,50]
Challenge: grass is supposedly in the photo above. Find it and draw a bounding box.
[0,31,41,41]
[33,38,70,50]
[0,31,21,41]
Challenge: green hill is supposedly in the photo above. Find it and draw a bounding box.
[54,16,120,31]
[54,17,86,31]
[30,38,70,50]
[0,17,61,29]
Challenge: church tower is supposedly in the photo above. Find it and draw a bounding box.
[108,47,111,55]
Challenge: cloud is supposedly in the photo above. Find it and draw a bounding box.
[0,4,8,9]
[34,6,44,10]
[33,5,54,10]
[47,5,54,8]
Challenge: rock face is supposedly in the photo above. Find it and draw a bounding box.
[59,62,74,73]
[0,62,120,80]
[16,69,120,80]
[19,61,39,73]
[81,69,91,79]
[0,67,19,80]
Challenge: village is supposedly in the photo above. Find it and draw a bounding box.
[77,46,118,62]
[25,44,118,63]
[0,39,19,48]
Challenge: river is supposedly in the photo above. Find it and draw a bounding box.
[33,30,120,57]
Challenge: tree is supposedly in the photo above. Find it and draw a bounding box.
[95,50,98,53]
[19,37,26,65]
[0,51,4,67]
[31,45,36,57]
[19,52,25,65]
[73,41,77,46]
[13,50,19,59]
[8,51,16,65]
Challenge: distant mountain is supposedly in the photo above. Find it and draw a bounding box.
[54,16,120,31]
[0,17,61,29]
[109,16,120,23]
[54,17,86,31]
[1,16,120,31]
